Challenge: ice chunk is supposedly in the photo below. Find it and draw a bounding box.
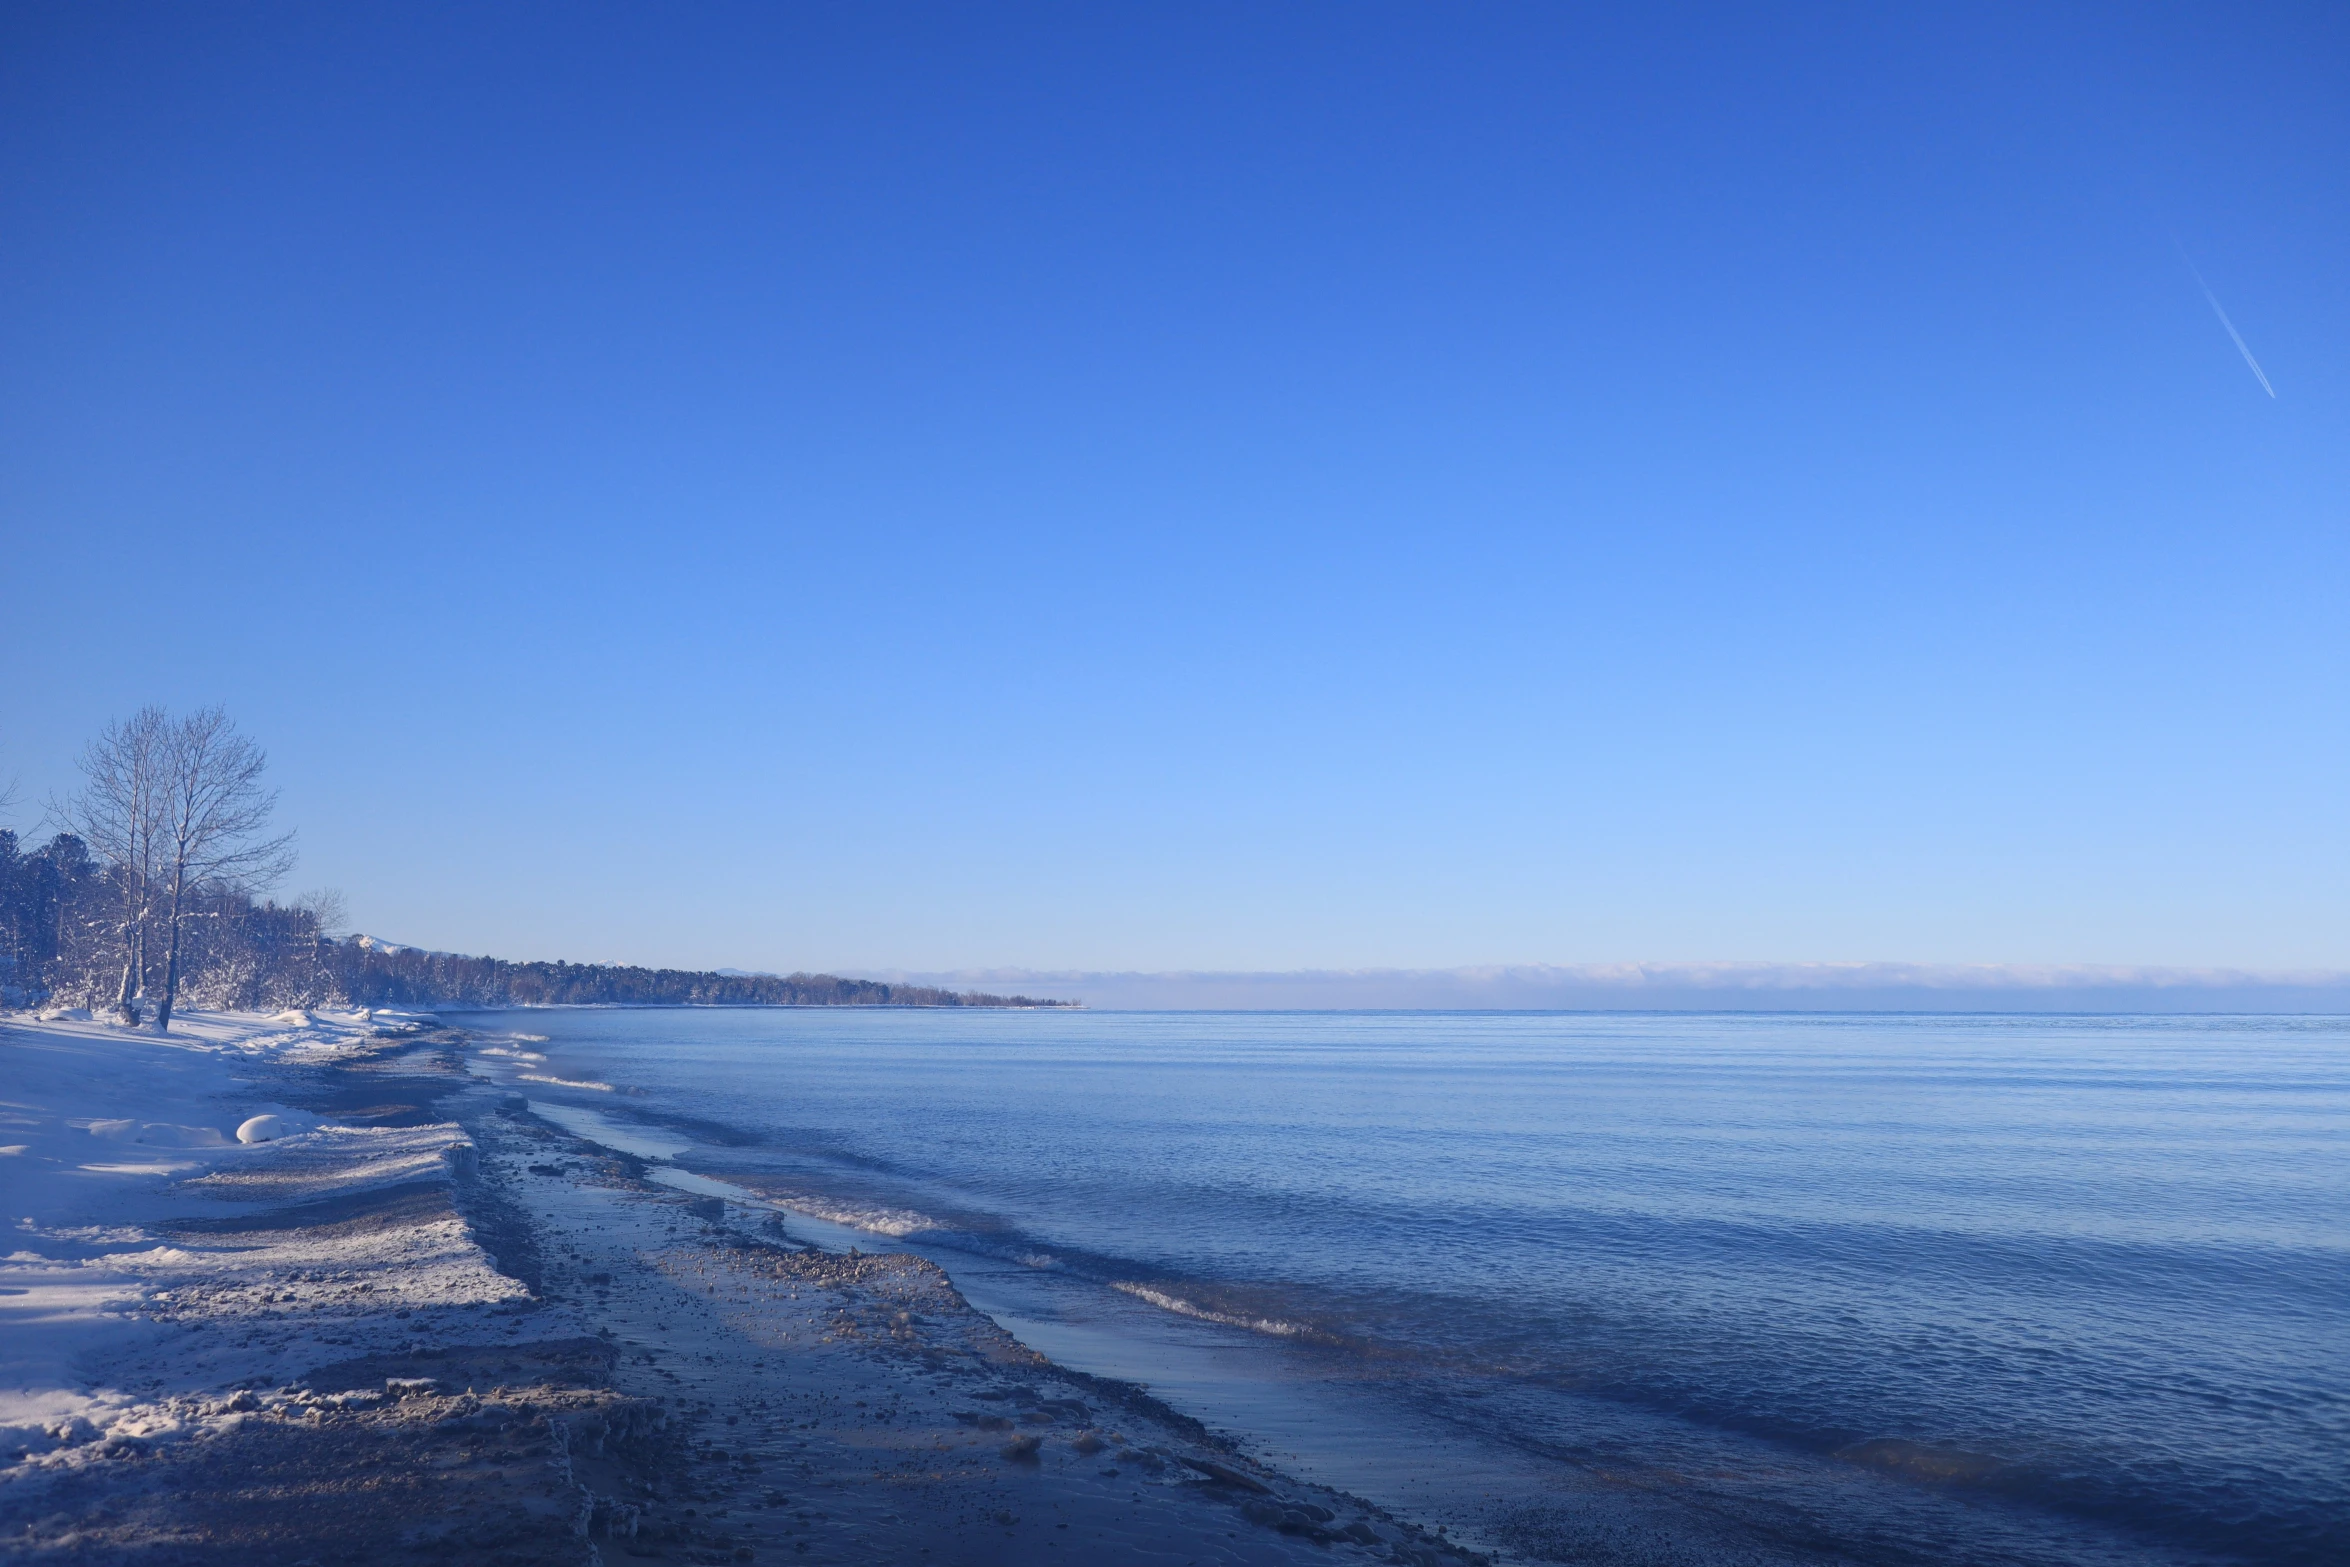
[236,1109,321,1143]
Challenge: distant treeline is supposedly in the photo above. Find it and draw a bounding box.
[330,940,1066,1010]
[0,832,1064,1013]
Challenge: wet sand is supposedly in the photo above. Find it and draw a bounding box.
[475,1084,1486,1566]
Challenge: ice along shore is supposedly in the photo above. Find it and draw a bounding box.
[0,1008,1482,1566]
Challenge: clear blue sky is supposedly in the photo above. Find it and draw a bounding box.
[2,4,2343,974]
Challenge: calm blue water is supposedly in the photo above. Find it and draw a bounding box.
[471,1010,2348,1566]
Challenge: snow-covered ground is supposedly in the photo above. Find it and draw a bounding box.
[0,1008,527,1470]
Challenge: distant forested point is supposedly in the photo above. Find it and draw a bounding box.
[331,938,1070,1010]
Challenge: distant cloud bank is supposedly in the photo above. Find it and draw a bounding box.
[857,962,2350,1012]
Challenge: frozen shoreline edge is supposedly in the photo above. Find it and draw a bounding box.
[0,1009,1483,1565]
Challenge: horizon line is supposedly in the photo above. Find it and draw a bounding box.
[840,960,2350,1013]
[854,960,2350,990]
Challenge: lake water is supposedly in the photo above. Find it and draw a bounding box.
[466,1010,2347,1566]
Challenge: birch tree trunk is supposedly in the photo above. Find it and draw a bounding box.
[67,707,168,1024]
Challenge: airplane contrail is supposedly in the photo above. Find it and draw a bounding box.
[2178,248,2277,398]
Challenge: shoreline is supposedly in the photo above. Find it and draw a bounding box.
[0,1010,1477,1565]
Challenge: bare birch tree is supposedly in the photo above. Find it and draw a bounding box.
[65,706,170,1022]
[151,708,294,1031]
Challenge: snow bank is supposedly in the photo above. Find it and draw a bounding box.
[0,1008,527,1474]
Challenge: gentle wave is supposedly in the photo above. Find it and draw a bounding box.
[516,1072,614,1092]
[1109,1280,1311,1338]
[760,1191,938,1239]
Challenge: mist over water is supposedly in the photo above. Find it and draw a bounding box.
[478,1010,2348,1566]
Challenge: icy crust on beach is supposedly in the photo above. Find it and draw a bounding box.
[0,1009,522,1469]
[21,1002,439,1060]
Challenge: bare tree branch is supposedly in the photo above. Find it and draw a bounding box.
[149,708,296,1031]
[295,887,349,940]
